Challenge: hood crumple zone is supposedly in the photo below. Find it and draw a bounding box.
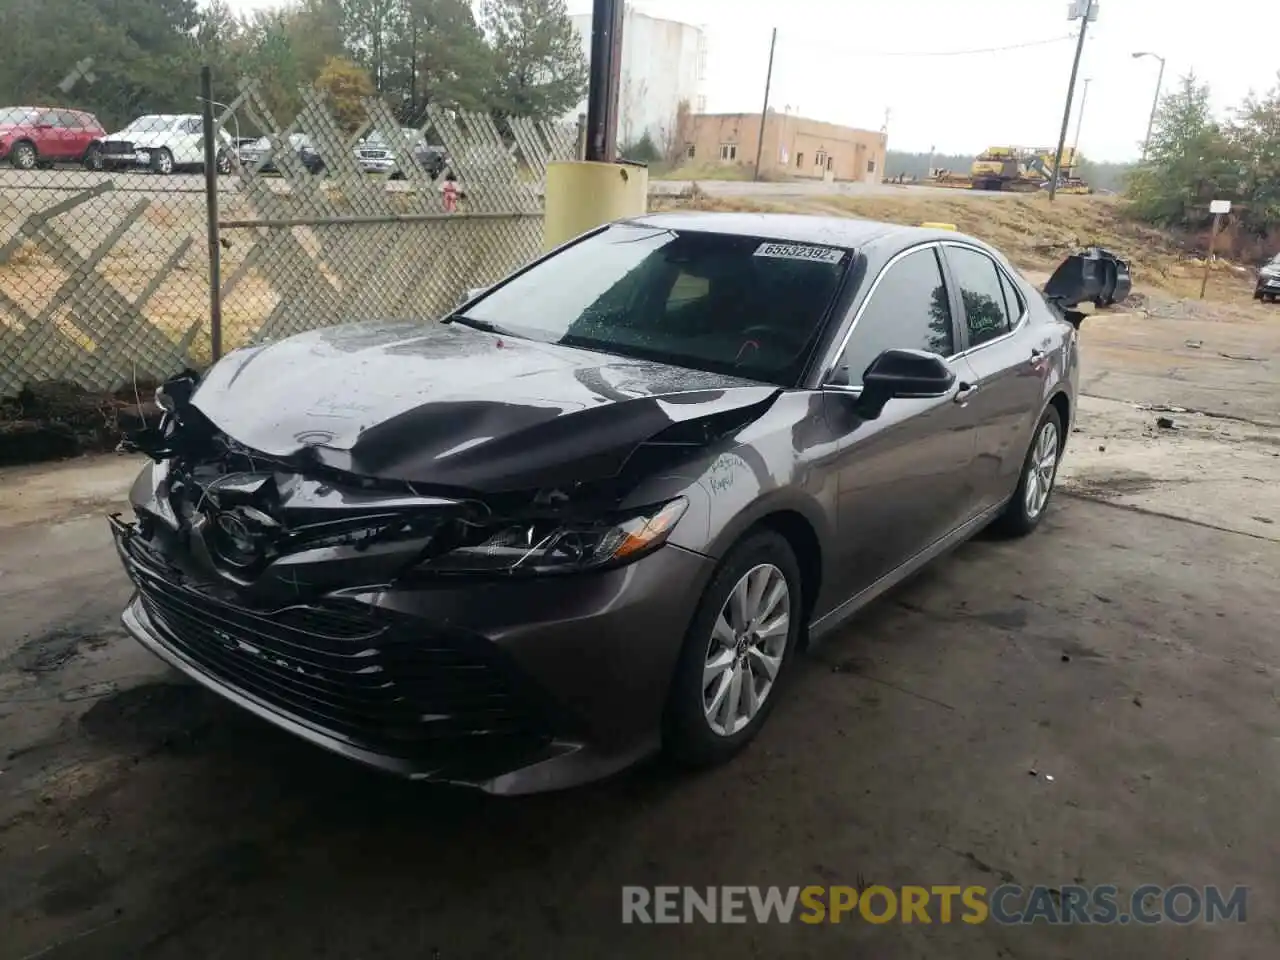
[187,320,782,492]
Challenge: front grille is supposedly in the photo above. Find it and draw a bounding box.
[102,139,134,154]
[115,523,555,769]
[359,150,391,160]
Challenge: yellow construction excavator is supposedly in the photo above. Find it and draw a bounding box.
[933,146,1091,194]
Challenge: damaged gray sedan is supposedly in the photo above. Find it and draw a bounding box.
[111,212,1083,794]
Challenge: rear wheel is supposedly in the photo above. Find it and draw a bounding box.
[991,405,1063,538]
[9,141,36,170]
[664,530,804,767]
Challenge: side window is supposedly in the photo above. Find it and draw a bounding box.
[946,246,1011,348]
[997,268,1025,321]
[837,248,954,387]
[57,111,81,128]
[36,112,63,128]
[182,118,203,136]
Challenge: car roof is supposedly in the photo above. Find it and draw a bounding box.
[625,211,980,253]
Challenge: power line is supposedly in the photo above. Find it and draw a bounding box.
[776,33,1074,60]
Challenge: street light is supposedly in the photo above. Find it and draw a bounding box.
[1133,51,1167,161]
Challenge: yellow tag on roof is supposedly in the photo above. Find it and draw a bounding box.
[921,222,957,231]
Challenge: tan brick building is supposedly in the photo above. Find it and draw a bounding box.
[681,110,887,182]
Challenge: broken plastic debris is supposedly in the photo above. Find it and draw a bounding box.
[1045,774,1055,782]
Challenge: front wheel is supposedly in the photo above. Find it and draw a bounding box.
[991,405,1063,537]
[215,150,232,175]
[151,148,175,175]
[664,530,804,768]
[83,143,103,171]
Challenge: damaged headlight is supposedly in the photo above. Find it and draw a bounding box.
[418,497,688,576]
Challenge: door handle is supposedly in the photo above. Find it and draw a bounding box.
[954,382,979,404]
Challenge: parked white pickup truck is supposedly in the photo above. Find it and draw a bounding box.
[98,114,233,175]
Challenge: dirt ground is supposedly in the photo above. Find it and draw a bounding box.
[2,275,1279,957]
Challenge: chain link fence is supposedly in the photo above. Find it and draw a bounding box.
[0,72,577,400]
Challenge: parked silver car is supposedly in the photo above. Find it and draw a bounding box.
[355,128,448,179]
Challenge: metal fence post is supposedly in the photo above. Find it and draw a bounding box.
[200,65,224,361]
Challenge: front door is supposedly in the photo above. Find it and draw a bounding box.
[824,244,982,602]
[940,243,1052,510]
[175,117,204,166]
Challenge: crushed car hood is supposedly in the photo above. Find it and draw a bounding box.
[190,321,780,492]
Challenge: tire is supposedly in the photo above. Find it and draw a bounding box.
[151,148,174,175]
[991,405,1064,538]
[1255,290,1264,300]
[215,150,232,175]
[9,141,37,170]
[664,529,804,768]
[83,143,103,171]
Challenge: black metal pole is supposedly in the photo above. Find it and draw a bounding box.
[753,28,777,182]
[200,65,223,361]
[584,0,624,163]
[1049,3,1091,202]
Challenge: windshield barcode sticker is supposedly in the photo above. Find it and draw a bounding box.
[753,242,845,264]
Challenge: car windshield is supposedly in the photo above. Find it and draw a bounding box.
[456,223,850,385]
[0,108,37,125]
[122,115,172,134]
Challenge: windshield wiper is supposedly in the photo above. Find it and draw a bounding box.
[443,314,524,338]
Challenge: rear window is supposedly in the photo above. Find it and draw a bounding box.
[459,224,850,386]
[0,108,37,125]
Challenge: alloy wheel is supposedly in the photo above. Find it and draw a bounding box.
[1024,420,1059,519]
[12,143,36,170]
[702,563,791,737]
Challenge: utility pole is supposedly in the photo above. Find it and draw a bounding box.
[584,0,625,163]
[1049,0,1095,201]
[753,28,777,182]
[1071,78,1091,161]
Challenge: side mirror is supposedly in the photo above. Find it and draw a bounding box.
[856,348,955,418]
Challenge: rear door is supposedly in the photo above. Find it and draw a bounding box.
[823,244,983,601]
[940,242,1051,510]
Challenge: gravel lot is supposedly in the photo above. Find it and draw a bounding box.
[1,289,1278,959]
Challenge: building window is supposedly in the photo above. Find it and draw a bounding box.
[827,156,834,171]
[686,144,696,159]
[867,159,876,173]
[814,150,827,169]
[796,152,804,168]
[719,143,738,161]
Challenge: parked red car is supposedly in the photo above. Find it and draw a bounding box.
[0,106,107,170]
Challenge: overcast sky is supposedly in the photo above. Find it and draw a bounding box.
[225,0,1278,162]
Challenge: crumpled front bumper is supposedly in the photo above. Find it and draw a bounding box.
[110,510,714,794]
